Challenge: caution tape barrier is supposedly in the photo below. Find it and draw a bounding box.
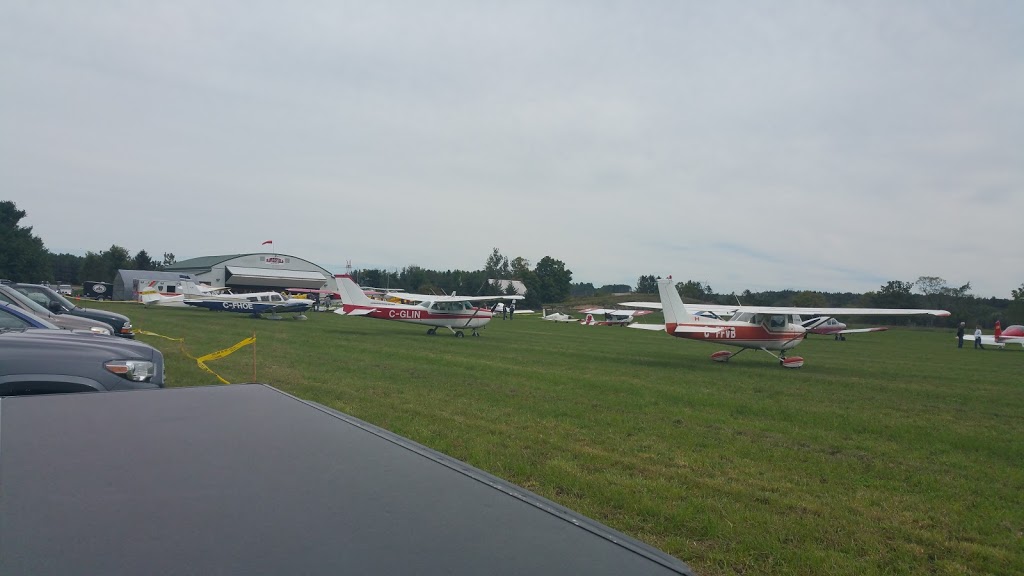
[134,329,256,385]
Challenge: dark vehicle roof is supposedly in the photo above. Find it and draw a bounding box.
[0,384,694,575]
[0,328,155,356]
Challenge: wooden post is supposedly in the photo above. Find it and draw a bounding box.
[252,330,257,382]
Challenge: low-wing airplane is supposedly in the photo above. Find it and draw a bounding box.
[541,309,578,323]
[333,275,523,337]
[578,308,653,326]
[962,324,1024,349]
[625,276,950,367]
[796,316,888,340]
[184,291,313,319]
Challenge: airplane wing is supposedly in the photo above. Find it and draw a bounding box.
[619,301,661,309]
[394,293,524,303]
[622,301,949,317]
[580,308,655,317]
[836,327,889,334]
[734,306,950,316]
[627,323,666,331]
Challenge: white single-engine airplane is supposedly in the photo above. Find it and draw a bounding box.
[624,277,950,368]
[333,275,523,337]
[140,280,231,307]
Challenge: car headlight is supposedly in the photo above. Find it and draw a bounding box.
[104,360,156,382]
[90,326,113,336]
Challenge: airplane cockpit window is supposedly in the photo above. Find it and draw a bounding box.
[247,296,259,302]
[768,315,787,330]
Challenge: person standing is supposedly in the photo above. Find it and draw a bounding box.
[956,321,965,348]
[508,300,516,320]
[974,324,984,349]
[502,303,507,320]
[995,320,1002,342]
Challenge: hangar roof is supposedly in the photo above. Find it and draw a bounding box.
[164,254,245,272]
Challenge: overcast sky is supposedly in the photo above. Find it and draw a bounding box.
[2,1,1021,297]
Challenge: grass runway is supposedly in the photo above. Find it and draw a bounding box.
[100,301,1022,575]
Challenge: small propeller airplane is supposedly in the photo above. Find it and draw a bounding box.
[624,276,950,367]
[333,275,524,337]
[140,280,231,307]
[963,323,1024,349]
[541,309,579,323]
[577,308,654,326]
[796,316,888,340]
[183,291,313,319]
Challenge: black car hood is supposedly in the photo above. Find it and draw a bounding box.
[71,306,130,323]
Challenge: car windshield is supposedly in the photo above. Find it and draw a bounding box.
[17,285,77,310]
[0,286,54,317]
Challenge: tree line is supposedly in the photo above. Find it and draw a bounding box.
[1,200,174,284]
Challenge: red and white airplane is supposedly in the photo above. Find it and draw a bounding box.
[333,275,523,337]
[625,277,950,367]
[965,323,1024,349]
[797,316,888,340]
[578,308,654,326]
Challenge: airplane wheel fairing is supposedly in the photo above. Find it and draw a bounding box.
[711,351,733,362]
[782,357,804,368]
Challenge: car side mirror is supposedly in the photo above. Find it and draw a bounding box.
[48,301,63,313]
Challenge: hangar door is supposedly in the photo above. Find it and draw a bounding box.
[225,266,326,289]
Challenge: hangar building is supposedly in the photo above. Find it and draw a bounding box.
[164,253,337,293]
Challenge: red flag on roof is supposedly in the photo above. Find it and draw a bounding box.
[261,240,273,245]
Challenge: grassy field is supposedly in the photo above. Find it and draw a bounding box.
[91,301,1022,575]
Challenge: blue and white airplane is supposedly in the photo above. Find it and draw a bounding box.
[184,291,312,319]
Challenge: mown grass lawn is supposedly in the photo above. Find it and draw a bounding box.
[95,301,1023,576]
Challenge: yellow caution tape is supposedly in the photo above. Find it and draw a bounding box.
[134,330,256,385]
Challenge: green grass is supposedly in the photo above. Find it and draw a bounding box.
[91,301,1023,575]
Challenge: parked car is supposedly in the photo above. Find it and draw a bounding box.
[0,284,112,335]
[0,327,164,396]
[0,301,61,330]
[10,283,134,338]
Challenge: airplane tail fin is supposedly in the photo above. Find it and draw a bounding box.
[140,286,164,306]
[335,275,374,305]
[657,276,691,324]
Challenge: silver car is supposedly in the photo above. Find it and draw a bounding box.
[0,284,112,335]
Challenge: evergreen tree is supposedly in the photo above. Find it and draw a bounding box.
[0,201,50,282]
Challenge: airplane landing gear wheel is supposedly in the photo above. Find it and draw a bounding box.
[427,328,436,335]
[456,331,464,338]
